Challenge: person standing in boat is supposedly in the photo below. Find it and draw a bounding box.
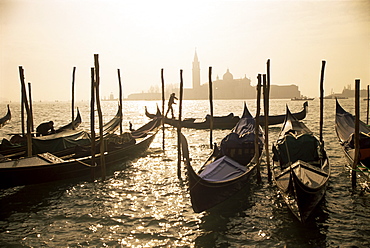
[165,93,178,119]
[36,121,56,136]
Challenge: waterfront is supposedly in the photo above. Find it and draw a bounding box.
[0,99,369,247]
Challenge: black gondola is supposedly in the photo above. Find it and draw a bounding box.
[146,101,308,129]
[335,99,370,189]
[0,118,161,189]
[184,103,264,213]
[0,104,11,128]
[272,106,330,223]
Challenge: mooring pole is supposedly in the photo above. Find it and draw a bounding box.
[255,74,262,183]
[263,71,271,182]
[117,69,123,135]
[19,66,32,157]
[28,82,34,133]
[71,67,76,130]
[367,85,369,125]
[94,54,106,181]
[90,67,96,180]
[177,70,184,180]
[319,61,326,146]
[352,79,360,189]
[161,69,165,150]
[209,67,214,149]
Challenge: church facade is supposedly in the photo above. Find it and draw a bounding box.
[184,52,300,100]
[127,51,301,100]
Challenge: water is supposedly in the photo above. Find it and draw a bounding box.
[0,99,369,247]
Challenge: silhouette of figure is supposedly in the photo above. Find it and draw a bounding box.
[165,93,178,119]
[36,121,55,136]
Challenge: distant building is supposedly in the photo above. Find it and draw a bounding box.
[127,51,301,100]
[324,85,368,99]
[183,51,300,100]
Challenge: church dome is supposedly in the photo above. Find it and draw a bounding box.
[223,69,233,81]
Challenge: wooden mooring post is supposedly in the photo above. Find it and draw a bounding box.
[94,54,106,181]
[161,69,165,150]
[263,71,271,182]
[319,61,326,146]
[117,69,123,135]
[367,85,369,125]
[71,67,76,130]
[90,67,96,179]
[28,82,34,133]
[209,67,214,149]
[19,66,32,157]
[255,74,262,183]
[177,70,184,180]
[352,79,360,189]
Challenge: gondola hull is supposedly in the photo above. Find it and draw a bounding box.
[274,160,329,222]
[146,101,308,129]
[0,104,11,128]
[0,129,158,189]
[184,103,264,213]
[186,156,258,213]
[335,99,370,189]
[272,106,330,223]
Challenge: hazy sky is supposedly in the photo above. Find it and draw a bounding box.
[1,0,369,102]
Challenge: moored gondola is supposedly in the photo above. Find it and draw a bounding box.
[184,103,264,213]
[0,104,11,128]
[272,106,330,223]
[0,106,121,158]
[335,99,370,189]
[0,118,161,189]
[146,101,308,129]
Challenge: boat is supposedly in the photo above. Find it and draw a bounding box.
[0,104,11,128]
[291,96,314,101]
[184,103,264,213]
[55,108,82,132]
[0,118,161,189]
[335,99,370,189]
[272,106,330,223]
[0,107,120,158]
[145,101,308,129]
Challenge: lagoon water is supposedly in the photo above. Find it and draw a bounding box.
[0,99,369,247]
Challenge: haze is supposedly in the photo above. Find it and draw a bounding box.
[1,0,369,102]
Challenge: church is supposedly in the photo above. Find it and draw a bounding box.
[127,51,301,100]
[183,52,300,100]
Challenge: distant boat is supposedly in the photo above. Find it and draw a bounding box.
[291,96,314,101]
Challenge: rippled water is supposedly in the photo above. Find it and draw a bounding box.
[0,99,369,247]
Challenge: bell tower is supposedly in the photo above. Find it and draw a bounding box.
[192,50,201,89]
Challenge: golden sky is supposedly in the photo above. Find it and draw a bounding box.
[1,0,369,101]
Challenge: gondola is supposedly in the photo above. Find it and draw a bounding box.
[272,106,330,223]
[145,101,308,129]
[0,104,11,128]
[55,108,82,132]
[0,118,161,189]
[184,103,264,213]
[0,107,121,158]
[335,99,370,188]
